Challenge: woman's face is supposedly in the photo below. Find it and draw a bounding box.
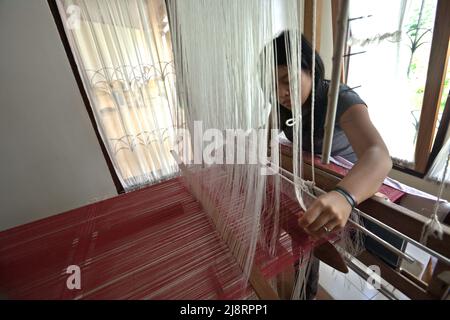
[276,65,312,110]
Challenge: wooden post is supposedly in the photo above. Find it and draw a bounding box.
[322,0,349,164]
[304,0,323,52]
[414,0,450,173]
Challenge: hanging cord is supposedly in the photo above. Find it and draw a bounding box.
[310,0,317,186]
[420,150,450,245]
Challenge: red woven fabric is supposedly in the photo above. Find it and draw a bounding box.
[0,176,324,300]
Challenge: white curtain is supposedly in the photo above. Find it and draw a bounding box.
[56,0,179,191]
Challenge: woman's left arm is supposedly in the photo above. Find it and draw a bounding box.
[299,104,393,237]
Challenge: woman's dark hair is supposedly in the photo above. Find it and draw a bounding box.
[274,30,325,87]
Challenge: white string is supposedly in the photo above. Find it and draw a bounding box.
[290,0,307,212]
[167,0,363,300]
[420,150,449,245]
[310,0,317,185]
[167,0,285,291]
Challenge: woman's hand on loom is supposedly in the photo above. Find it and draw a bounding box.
[296,104,393,239]
[298,191,352,238]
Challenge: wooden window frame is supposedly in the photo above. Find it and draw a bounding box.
[332,0,450,177]
[414,0,450,174]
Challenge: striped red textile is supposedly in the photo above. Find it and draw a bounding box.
[0,178,257,299]
[0,176,325,300]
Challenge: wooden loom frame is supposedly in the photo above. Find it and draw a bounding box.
[277,148,450,300]
[299,0,450,299]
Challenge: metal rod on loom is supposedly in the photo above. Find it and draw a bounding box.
[263,159,450,265]
[265,163,415,263]
[311,164,450,264]
[351,202,450,266]
[347,220,415,264]
[321,0,350,164]
[309,186,417,264]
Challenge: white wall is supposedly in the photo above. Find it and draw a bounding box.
[0,0,117,231]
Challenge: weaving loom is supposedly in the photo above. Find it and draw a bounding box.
[0,165,334,299]
[0,177,260,299]
[1,151,449,299]
[1,0,449,301]
[0,154,399,300]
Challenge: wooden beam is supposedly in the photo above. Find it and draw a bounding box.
[330,0,345,83]
[322,0,349,164]
[278,149,450,299]
[414,0,450,173]
[428,261,450,298]
[400,269,428,290]
[330,0,341,46]
[304,0,323,52]
[249,266,280,300]
[356,251,432,300]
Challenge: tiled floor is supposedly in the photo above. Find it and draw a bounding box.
[370,292,389,300]
[401,243,433,279]
[318,260,410,300]
[319,262,378,300]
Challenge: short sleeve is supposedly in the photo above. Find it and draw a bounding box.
[335,84,367,123]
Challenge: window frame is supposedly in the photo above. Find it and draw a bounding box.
[414,0,450,174]
[332,0,450,177]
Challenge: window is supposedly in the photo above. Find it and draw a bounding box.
[346,0,436,165]
[344,0,450,175]
[54,0,178,191]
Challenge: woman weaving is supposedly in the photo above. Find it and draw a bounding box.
[272,32,392,298]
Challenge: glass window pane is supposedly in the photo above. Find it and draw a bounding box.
[347,0,438,167]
